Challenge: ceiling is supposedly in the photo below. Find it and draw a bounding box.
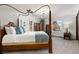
[52,4,79,19]
[0,4,79,21]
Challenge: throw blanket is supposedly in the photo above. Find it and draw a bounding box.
[35,32,49,43]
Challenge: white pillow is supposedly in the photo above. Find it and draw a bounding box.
[5,27,11,34]
[5,27,16,34]
[10,27,16,34]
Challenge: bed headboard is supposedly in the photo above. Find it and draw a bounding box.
[4,22,16,27]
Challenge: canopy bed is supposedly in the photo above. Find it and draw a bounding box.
[0,4,52,54]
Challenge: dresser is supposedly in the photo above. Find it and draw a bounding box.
[34,23,40,31]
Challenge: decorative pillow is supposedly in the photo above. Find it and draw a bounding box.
[15,26,22,34]
[5,27,16,34]
[20,26,25,33]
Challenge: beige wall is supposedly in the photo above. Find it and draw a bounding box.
[52,4,79,39]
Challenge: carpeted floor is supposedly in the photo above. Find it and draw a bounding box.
[3,37,79,54]
[53,37,79,54]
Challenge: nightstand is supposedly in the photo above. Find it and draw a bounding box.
[64,32,71,40]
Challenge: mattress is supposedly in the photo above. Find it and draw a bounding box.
[2,31,48,45]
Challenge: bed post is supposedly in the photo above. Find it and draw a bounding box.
[0,43,2,54]
[0,30,3,54]
[48,9,52,53]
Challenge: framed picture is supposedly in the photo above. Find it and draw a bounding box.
[53,20,63,31]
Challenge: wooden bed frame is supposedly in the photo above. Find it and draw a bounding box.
[0,4,52,54]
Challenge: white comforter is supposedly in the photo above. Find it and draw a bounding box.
[2,31,48,45]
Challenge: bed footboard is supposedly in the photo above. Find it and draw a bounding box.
[3,43,49,51]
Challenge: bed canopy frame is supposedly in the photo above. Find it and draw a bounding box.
[0,4,52,54]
